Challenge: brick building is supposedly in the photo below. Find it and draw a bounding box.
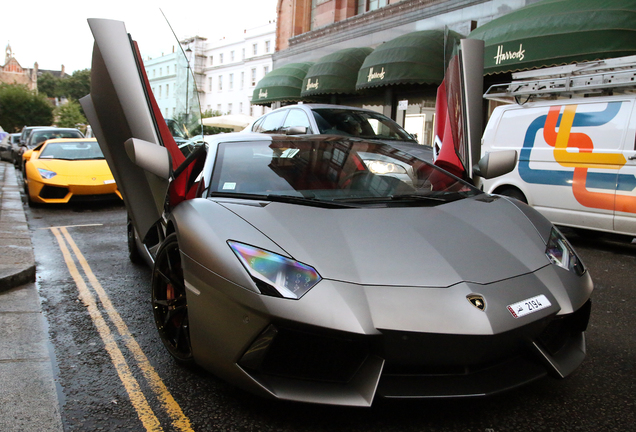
[1,44,38,91]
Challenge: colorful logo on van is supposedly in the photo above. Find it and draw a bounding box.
[518,102,636,214]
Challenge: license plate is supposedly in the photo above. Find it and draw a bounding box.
[507,294,551,318]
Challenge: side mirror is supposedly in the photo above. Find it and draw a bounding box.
[473,150,517,179]
[23,149,34,161]
[124,138,171,180]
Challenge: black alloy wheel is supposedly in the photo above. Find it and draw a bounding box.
[151,233,193,364]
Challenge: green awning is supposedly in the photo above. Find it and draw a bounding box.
[468,0,636,74]
[356,30,462,90]
[300,47,373,97]
[251,62,314,105]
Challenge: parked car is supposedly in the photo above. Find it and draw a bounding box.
[18,127,84,170]
[81,18,593,407]
[22,138,121,205]
[0,133,20,163]
[248,103,434,161]
[480,94,636,238]
[19,125,47,145]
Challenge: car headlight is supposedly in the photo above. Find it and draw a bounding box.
[364,159,407,175]
[37,168,57,179]
[228,241,321,299]
[545,228,585,276]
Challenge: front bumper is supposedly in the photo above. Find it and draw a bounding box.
[27,177,122,204]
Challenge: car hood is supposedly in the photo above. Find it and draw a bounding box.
[35,159,113,176]
[218,196,549,287]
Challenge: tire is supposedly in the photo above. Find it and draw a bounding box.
[22,168,29,195]
[127,216,143,264]
[24,182,37,207]
[498,187,528,204]
[151,233,194,364]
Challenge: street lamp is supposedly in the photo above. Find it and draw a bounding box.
[184,46,192,128]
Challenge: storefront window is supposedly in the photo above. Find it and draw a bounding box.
[396,97,436,147]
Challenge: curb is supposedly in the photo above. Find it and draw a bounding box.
[0,161,36,292]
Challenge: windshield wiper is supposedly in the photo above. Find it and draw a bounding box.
[334,193,450,206]
[209,192,354,208]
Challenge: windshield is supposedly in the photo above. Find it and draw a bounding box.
[311,109,416,142]
[209,138,479,206]
[38,140,104,160]
[30,130,83,146]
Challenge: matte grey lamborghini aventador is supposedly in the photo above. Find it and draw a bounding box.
[80,19,593,407]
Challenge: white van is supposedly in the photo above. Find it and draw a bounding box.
[480,94,636,237]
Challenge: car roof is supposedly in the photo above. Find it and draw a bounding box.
[31,127,82,133]
[42,138,97,143]
[272,103,377,113]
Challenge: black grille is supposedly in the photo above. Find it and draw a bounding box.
[538,299,591,355]
[241,326,369,383]
[39,185,69,199]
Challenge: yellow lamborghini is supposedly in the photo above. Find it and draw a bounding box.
[23,138,122,204]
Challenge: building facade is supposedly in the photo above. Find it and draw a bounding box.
[263,0,538,145]
[144,49,181,121]
[201,21,277,118]
[146,22,277,121]
[1,44,38,91]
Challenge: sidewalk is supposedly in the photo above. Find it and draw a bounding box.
[0,161,63,432]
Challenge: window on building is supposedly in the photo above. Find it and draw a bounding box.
[357,0,388,14]
[265,40,271,53]
[251,68,257,86]
[240,72,245,89]
[239,102,243,114]
[253,43,258,56]
[219,53,224,64]
[228,103,233,114]
[263,66,269,76]
[231,50,235,61]
[209,77,212,91]
[229,73,234,90]
[153,69,156,78]
[166,84,169,98]
[217,104,222,112]
[166,65,170,74]
[242,48,245,59]
[158,85,162,99]
[209,56,213,66]
[218,75,223,91]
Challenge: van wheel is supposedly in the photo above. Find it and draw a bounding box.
[499,188,527,204]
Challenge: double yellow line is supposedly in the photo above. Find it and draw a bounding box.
[50,225,193,432]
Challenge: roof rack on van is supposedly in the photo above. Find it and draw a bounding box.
[484,55,636,103]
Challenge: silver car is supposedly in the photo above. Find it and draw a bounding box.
[81,19,593,407]
[249,103,434,162]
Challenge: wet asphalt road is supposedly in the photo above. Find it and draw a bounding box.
[26,200,635,432]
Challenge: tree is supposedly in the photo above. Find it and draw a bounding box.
[54,100,87,128]
[37,72,62,98]
[59,69,91,101]
[0,84,53,132]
